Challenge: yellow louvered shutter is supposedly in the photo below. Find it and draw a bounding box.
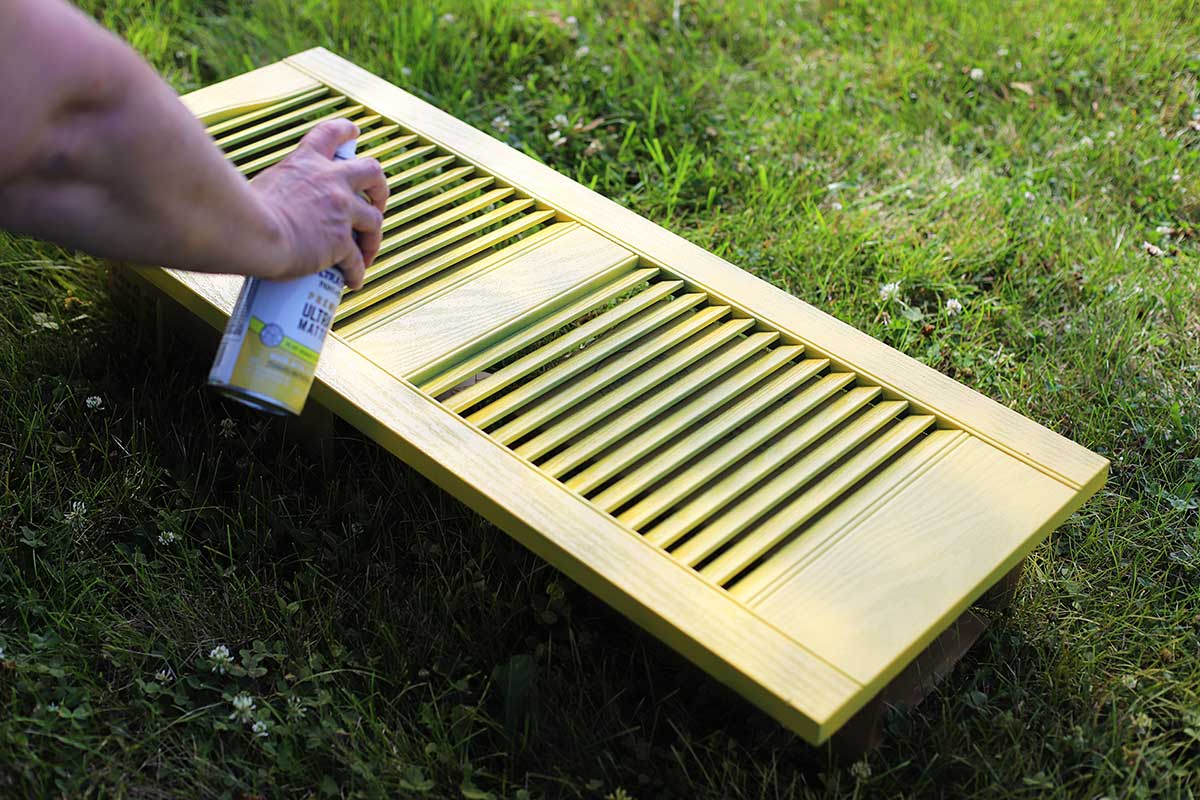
[133,49,1107,745]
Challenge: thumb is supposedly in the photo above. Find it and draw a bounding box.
[297,119,360,159]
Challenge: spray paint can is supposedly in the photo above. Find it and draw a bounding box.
[208,139,357,415]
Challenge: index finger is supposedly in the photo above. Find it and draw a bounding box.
[341,157,389,213]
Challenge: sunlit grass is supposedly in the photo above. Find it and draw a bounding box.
[1,1,1198,797]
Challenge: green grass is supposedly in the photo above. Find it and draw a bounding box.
[2,0,1199,796]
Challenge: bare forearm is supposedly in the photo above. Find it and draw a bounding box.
[0,0,283,276]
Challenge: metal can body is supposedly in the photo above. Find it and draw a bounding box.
[208,266,343,415]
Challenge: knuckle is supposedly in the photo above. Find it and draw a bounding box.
[328,189,350,214]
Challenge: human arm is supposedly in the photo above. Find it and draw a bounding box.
[0,0,386,289]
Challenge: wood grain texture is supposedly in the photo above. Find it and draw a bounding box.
[337,224,576,339]
[511,318,757,460]
[285,47,1107,493]
[536,335,786,478]
[153,57,1113,745]
[564,345,808,495]
[352,226,637,377]
[134,263,863,744]
[180,61,321,123]
[698,413,936,585]
[749,433,1081,695]
[626,370,856,535]
[411,267,661,396]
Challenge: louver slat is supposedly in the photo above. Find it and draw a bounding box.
[568,352,821,497]
[622,370,858,531]
[213,95,347,149]
[643,389,889,545]
[385,167,477,211]
[204,85,330,138]
[414,267,661,398]
[382,177,497,234]
[513,319,758,460]
[489,306,741,445]
[699,413,936,585]
[464,294,709,428]
[669,402,916,569]
[151,52,1107,748]
[225,105,365,161]
[337,208,558,319]
[532,333,780,475]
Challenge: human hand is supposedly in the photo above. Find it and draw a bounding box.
[248,119,388,290]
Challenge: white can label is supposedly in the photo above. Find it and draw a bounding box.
[208,267,343,414]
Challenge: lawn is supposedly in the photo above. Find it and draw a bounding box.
[2,0,1198,797]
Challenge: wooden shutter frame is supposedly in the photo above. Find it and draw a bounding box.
[139,49,1108,744]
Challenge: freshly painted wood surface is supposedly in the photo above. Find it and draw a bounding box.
[180,60,321,123]
[135,264,862,744]
[352,226,637,376]
[143,54,1112,745]
[536,337,792,479]
[748,433,1082,695]
[511,318,758,460]
[411,266,661,397]
[625,371,859,535]
[564,346,812,495]
[285,47,1107,493]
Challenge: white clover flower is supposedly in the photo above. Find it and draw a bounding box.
[583,139,604,157]
[64,501,87,529]
[879,282,901,302]
[1132,712,1153,734]
[1155,225,1173,235]
[600,64,613,75]
[1171,171,1181,182]
[969,67,984,81]
[219,417,237,440]
[551,113,569,130]
[575,45,590,58]
[251,720,270,738]
[439,12,456,24]
[565,15,578,25]
[32,312,60,330]
[209,644,233,674]
[1023,191,1036,202]
[512,82,525,93]
[945,298,964,316]
[46,703,60,713]
[1122,675,1139,691]
[491,115,511,133]
[1106,130,1116,141]
[85,396,103,410]
[830,201,843,211]
[0,646,5,659]
[1079,135,1094,148]
[287,695,307,720]
[229,693,256,722]
[548,130,567,148]
[157,530,178,546]
[400,66,412,77]
[850,758,872,781]
[154,668,172,682]
[1142,241,1164,257]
